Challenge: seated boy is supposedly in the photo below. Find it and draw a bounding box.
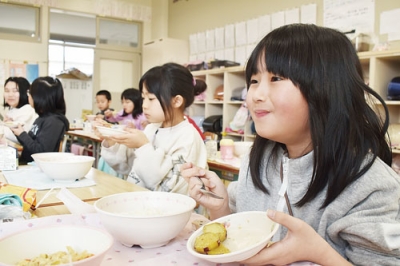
[95,90,115,124]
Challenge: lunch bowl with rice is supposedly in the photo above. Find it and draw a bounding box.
[94,191,197,248]
[0,225,113,266]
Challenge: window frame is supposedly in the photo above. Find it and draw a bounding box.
[0,2,40,43]
[96,17,142,53]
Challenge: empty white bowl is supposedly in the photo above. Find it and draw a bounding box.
[94,191,196,248]
[32,153,95,182]
[31,152,75,171]
[233,141,253,157]
[187,211,279,263]
[0,225,113,266]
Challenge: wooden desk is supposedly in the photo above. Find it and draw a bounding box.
[66,130,102,167]
[208,160,239,181]
[0,167,147,209]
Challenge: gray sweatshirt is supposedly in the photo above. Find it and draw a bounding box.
[228,143,400,265]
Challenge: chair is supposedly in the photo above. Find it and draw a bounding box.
[58,134,68,152]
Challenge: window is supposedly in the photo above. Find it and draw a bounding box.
[50,9,96,45]
[0,3,40,41]
[48,9,94,77]
[98,18,141,49]
[48,43,94,77]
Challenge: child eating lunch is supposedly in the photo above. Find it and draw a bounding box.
[98,63,208,194]
[181,24,400,265]
[11,77,69,163]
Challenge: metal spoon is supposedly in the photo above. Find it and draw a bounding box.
[178,155,224,200]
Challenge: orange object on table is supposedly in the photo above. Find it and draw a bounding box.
[0,182,36,211]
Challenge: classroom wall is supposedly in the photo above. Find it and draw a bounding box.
[168,0,400,50]
[0,0,152,118]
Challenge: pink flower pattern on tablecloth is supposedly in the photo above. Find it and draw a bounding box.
[0,212,319,266]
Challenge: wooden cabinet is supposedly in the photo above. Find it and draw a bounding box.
[189,66,254,142]
[358,49,400,154]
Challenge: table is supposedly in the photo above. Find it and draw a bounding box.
[0,211,318,266]
[65,130,102,167]
[0,166,147,210]
[208,160,239,182]
[0,170,318,266]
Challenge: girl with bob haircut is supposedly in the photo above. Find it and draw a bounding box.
[11,77,69,163]
[99,62,208,194]
[2,77,38,143]
[104,88,147,130]
[181,24,400,265]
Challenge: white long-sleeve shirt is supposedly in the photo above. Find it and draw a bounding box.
[3,105,38,143]
[101,119,208,194]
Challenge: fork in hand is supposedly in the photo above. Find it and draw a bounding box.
[178,155,224,200]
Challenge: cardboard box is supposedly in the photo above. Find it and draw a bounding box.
[56,68,91,80]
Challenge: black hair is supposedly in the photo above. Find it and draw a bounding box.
[139,62,207,121]
[3,77,30,108]
[30,77,66,116]
[120,88,143,119]
[246,24,391,208]
[96,90,112,101]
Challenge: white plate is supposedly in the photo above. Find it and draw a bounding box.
[186,211,279,263]
[3,121,22,128]
[96,125,128,136]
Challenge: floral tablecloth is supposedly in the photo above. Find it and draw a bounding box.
[0,212,317,266]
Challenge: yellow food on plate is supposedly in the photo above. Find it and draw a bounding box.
[193,222,230,255]
[207,243,231,255]
[194,232,220,254]
[203,222,227,242]
[16,246,93,266]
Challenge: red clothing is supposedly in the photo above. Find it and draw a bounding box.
[186,116,205,140]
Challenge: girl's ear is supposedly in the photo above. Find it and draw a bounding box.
[172,95,184,108]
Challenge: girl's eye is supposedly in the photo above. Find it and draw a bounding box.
[271,76,284,82]
[250,79,258,84]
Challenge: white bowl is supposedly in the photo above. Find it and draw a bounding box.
[186,211,279,263]
[31,152,75,171]
[96,125,127,137]
[32,154,95,182]
[94,191,196,248]
[0,225,114,266]
[233,141,253,157]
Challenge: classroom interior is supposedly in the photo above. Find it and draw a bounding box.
[1,0,400,155]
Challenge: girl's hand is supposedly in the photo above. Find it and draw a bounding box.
[10,124,24,136]
[242,210,351,266]
[110,128,148,149]
[141,120,149,129]
[180,162,230,219]
[3,116,12,122]
[125,121,136,129]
